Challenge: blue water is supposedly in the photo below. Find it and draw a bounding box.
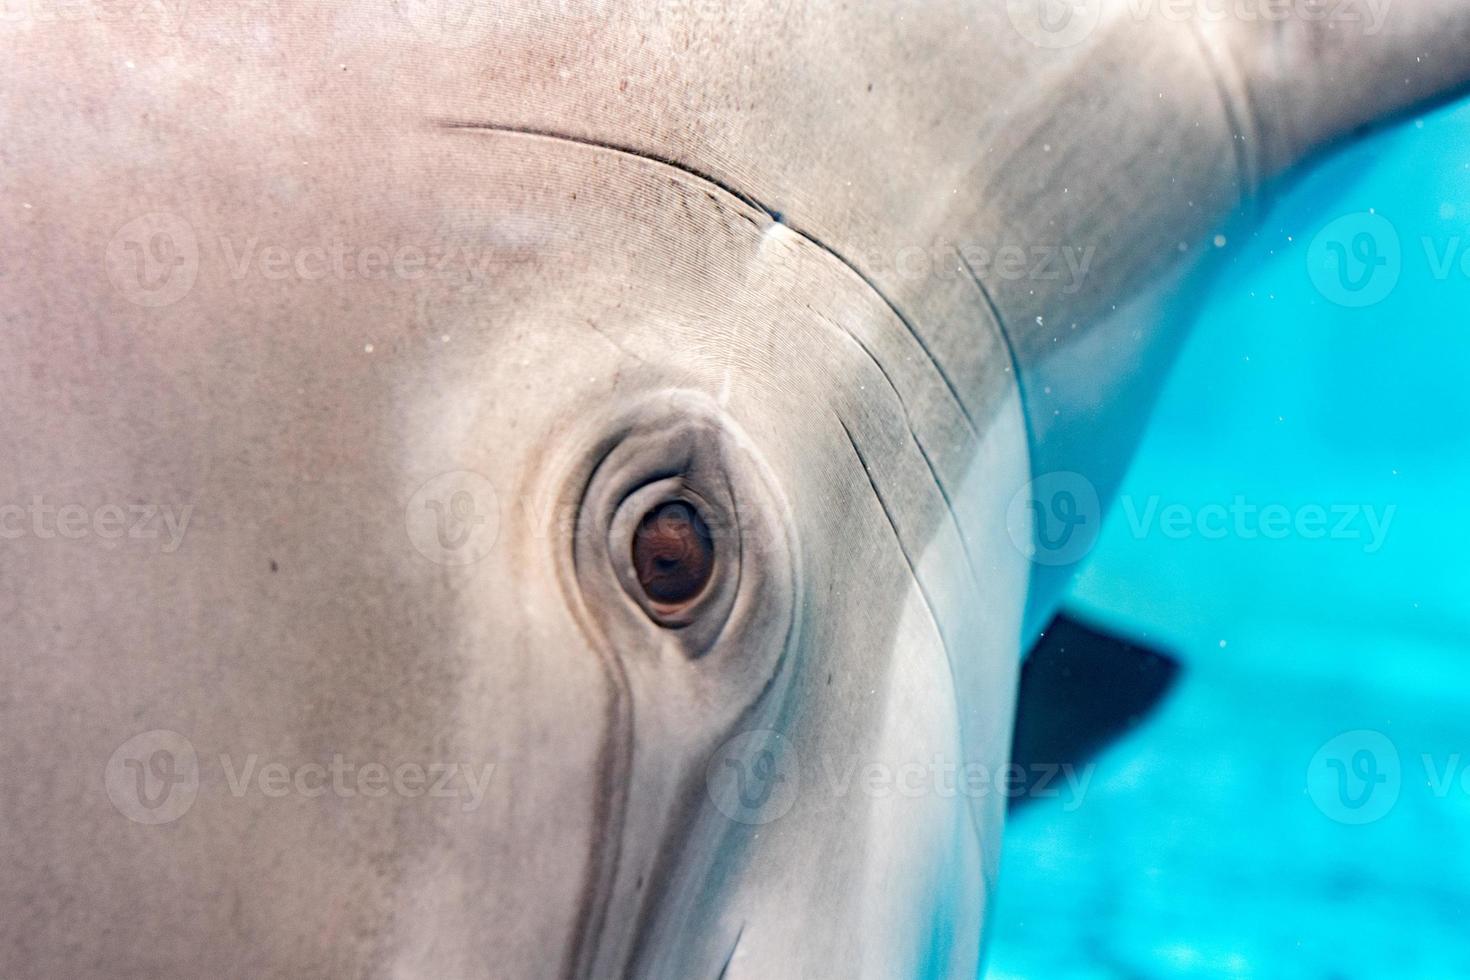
[986,99,1470,978]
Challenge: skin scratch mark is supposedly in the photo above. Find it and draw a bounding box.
[435,118,981,436]
[585,317,646,365]
[716,923,745,980]
[837,411,980,845]
[956,249,1033,449]
[835,413,949,663]
[814,308,982,592]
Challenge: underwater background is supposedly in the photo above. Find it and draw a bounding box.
[986,97,1470,978]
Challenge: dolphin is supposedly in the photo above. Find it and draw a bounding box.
[0,1,1466,977]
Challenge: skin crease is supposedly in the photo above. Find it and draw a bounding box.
[1,2,1468,978]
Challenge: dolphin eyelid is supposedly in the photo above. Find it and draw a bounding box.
[565,390,794,666]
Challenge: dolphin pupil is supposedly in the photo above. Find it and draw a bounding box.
[633,500,714,605]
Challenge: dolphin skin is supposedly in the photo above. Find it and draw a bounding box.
[0,2,1466,977]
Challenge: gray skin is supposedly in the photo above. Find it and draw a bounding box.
[0,2,1466,977]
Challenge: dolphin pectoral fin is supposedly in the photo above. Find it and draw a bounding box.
[1007,612,1180,812]
[1204,0,1470,179]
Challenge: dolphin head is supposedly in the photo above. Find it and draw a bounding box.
[352,131,1035,977]
[5,2,1470,978]
[0,115,1030,979]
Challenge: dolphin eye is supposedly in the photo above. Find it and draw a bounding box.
[632,500,714,606]
[570,391,793,654]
